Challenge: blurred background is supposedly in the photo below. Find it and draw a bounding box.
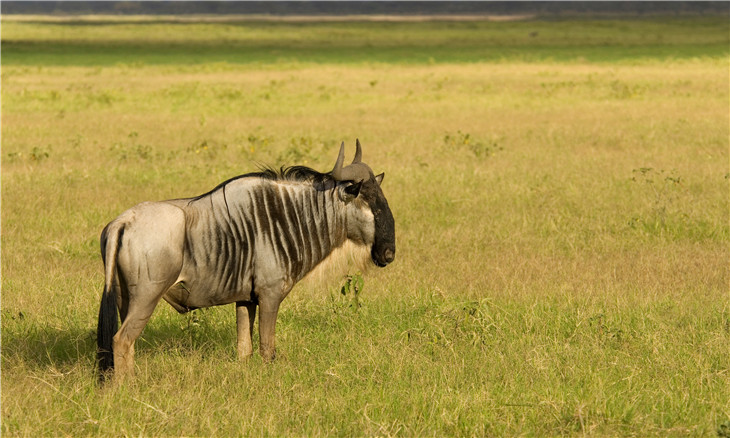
[3,0,729,16]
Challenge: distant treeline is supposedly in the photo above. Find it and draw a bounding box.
[3,1,729,16]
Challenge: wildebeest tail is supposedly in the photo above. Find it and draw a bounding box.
[97,222,123,379]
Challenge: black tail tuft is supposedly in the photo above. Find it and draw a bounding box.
[97,285,118,381]
[97,222,122,382]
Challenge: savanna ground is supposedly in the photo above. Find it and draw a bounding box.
[1,16,729,436]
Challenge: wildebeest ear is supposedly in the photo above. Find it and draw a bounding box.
[375,173,385,186]
[340,181,362,203]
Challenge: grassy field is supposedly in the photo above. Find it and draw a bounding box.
[2,16,729,436]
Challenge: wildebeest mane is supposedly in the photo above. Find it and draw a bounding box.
[188,165,334,203]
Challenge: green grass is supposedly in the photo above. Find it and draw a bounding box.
[4,291,727,435]
[2,16,729,436]
[2,17,728,65]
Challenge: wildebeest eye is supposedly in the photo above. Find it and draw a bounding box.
[342,181,362,202]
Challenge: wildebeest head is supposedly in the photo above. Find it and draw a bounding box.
[331,140,395,267]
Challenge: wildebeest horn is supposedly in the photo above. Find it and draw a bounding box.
[331,141,371,183]
[333,141,346,175]
[353,139,362,164]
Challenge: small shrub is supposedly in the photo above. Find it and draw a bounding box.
[277,136,334,164]
[30,146,50,162]
[628,167,685,234]
[331,272,364,313]
[443,130,503,158]
[109,132,157,161]
[245,134,273,155]
[188,139,222,159]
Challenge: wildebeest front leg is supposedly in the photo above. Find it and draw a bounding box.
[258,298,281,362]
[236,301,256,359]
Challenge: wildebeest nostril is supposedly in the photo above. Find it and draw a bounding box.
[384,249,395,263]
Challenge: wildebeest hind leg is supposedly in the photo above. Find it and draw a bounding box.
[107,202,186,383]
[112,281,170,383]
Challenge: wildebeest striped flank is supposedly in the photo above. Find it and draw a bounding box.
[97,140,395,382]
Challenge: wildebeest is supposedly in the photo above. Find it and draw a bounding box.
[97,140,395,382]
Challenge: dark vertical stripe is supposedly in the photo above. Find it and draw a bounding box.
[220,186,238,291]
[297,190,312,272]
[233,211,249,287]
[308,189,323,265]
[320,190,332,254]
[272,186,295,273]
[212,197,228,290]
[263,185,287,266]
[281,186,305,277]
[236,199,255,279]
[185,211,198,267]
[247,190,261,243]
[320,189,332,252]
[255,186,274,261]
[222,189,243,291]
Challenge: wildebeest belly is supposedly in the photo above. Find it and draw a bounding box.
[162,276,253,313]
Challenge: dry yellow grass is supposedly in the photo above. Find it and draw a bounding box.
[4,62,727,306]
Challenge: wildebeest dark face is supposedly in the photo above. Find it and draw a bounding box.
[331,140,395,268]
[359,174,395,267]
